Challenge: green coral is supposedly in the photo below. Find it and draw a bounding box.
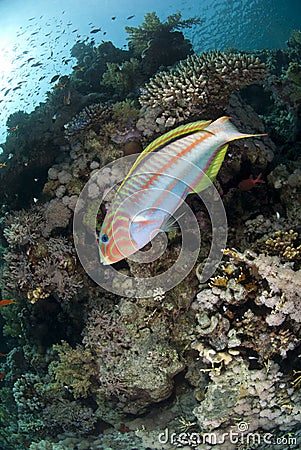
[286,62,301,86]
[289,29,301,46]
[48,340,97,398]
[101,58,143,97]
[125,11,202,55]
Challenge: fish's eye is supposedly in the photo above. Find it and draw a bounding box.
[101,233,109,244]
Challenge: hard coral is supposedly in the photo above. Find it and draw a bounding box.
[82,306,184,414]
[193,358,301,435]
[139,51,266,123]
[195,249,301,361]
[125,11,201,56]
[64,103,113,139]
[3,236,83,302]
[256,229,301,262]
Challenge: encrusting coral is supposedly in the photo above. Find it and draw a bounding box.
[193,358,301,437]
[139,51,266,124]
[82,306,184,414]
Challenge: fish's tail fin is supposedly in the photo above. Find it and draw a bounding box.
[208,116,267,141]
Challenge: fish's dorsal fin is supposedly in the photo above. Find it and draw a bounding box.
[118,120,212,192]
[189,143,229,194]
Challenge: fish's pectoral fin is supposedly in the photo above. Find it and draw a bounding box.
[161,212,185,232]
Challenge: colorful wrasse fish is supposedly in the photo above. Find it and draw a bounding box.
[98,117,265,265]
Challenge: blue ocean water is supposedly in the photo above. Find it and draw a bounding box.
[0,0,300,144]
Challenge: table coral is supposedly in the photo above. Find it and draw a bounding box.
[126,12,200,56]
[139,51,266,124]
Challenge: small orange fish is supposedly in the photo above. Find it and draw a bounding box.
[0,163,7,168]
[0,299,16,306]
[0,353,7,357]
[54,83,66,89]
[0,373,6,380]
[238,173,265,191]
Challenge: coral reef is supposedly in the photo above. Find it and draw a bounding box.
[82,305,184,414]
[49,340,97,399]
[64,103,113,139]
[2,207,83,302]
[126,12,199,75]
[1,13,301,450]
[101,58,143,98]
[125,11,200,56]
[195,248,301,361]
[193,358,301,436]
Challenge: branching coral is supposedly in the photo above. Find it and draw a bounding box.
[195,249,301,361]
[139,51,266,123]
[64,103,113,139]
[125,12,201,55]
[256,229,301,263]
[3,236,83,302]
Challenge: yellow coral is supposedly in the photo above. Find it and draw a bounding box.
[49,340,97,398]
[209,275,228,288]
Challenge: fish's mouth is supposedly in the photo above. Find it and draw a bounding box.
[100,255,112,265]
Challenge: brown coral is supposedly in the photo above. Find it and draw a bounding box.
[64,103,113,139]
[139,51,266,123]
